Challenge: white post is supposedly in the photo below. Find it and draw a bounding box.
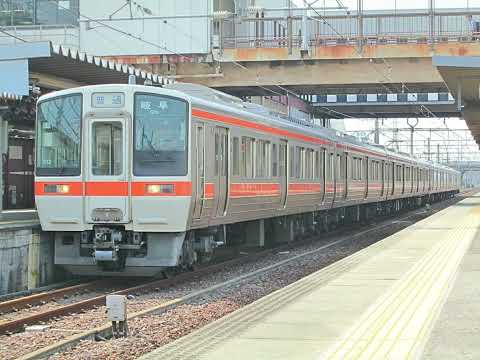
[0,116,7,216]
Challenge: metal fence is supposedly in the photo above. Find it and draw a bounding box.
[217,10,480,50]
[0,24,79,49]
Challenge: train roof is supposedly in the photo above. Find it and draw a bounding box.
[38,83,459,174]
[166,83,457,173]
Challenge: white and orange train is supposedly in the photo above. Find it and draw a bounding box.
[34,83,461,276]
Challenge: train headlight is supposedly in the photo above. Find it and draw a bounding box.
[146,184,174,194]
[57,185,70,194]
[44,184,70,194]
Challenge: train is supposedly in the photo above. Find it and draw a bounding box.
[34,83,461,276]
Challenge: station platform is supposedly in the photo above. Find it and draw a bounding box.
[140,194,480,360]
[0,209,39,230]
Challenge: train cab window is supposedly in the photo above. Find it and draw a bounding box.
[92,122,123,176]
[133,93,188,176]
[232,137,240,176]
[36,94,82,176]
[242,137,255,178]
[272,144,278,177]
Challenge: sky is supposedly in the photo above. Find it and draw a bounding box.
[293,0,480,10]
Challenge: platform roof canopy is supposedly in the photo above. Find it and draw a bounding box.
[0,41,169,98]
[433,56,480,146]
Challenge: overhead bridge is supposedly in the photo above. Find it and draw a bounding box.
[127,8,480,98]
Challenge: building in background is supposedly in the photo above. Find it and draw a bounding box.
[0,0,79,26]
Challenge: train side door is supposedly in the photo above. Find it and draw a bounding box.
[213,127,229,217]
[279,140,288,208]
[193,124,205,219]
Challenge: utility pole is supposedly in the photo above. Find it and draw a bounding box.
[437,143,440,163]
[287,0,293,54]
[357,0,363,54]
[427,137,431,161]
[407,118,418,157]
[429,0,435,45]
[374,118,380,144]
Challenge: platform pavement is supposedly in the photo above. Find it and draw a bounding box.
[422,196,480,360]
[138,194,480,360]
[0,210,39,231]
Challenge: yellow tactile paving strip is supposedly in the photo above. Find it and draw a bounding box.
[321,205,477,360]
[140,196,480,360]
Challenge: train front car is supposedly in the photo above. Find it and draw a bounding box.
[35,85,193,276]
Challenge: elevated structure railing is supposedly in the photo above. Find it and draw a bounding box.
[216,8,480,51]
[0,24,79,50]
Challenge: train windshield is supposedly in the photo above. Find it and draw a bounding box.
[133,93,188,176]
[36,94,82,176]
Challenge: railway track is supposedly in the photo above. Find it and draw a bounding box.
[0,281,106,315]
[0,241,307,335]
[3,190,474,360]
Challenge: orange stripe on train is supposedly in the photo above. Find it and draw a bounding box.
[230,183,280,198]
[85,182,129,196]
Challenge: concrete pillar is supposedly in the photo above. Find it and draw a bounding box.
[28,231,40,289]
[245,219,265,247]
[0,116,7,216]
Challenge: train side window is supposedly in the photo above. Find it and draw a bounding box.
[256,140,270,178]
[232,137,240,176]
[321,149,326,180]
[395,164,402,181]
[363,157,367,180]
[295,146,302,179]
[214,133,219,176]
[305,149,314,180]
[272,144,278,177]
[314,150,322,180]
[242,137,255,178]
[337,154,346,180]
[289,146,295,178]
[326,153,333,182]
[279,143,286,176]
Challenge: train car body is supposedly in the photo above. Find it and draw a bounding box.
[34,84,461,276]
